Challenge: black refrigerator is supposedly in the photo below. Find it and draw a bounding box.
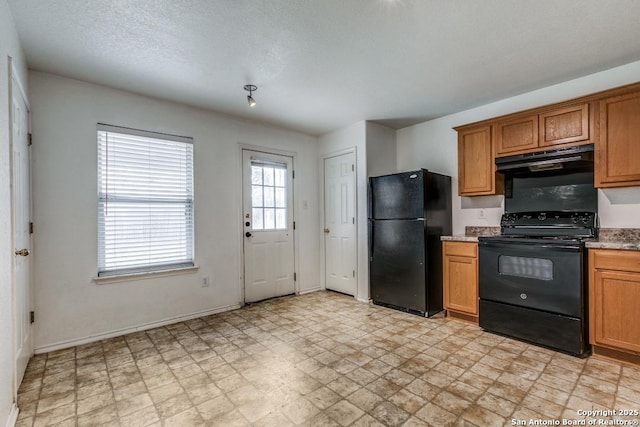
[369,170,452,317]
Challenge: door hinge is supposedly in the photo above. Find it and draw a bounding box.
[28,133,33,146]
[293,221,296,230]
[29,222,33,234]
[351,164,354,172]
[30,311,35,324]
[353,270,355,278]
[292,170,295,179]
[352,217,355,224]
[294,272,297,281]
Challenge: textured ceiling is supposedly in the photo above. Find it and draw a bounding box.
[7,0,640,135]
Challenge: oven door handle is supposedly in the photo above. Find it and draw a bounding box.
[478,241,581,252]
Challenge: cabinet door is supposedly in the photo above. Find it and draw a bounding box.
[592,269,640,353]
[539,104,589,147]
[596,92,640,187]
[443,244,478,316]
[495,115,539,155]
[457,126,500,196]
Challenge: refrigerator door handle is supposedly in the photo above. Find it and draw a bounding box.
[368,179,374,220]
[369,220,374,258]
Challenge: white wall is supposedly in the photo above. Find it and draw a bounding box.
[366,122,397,178]
[318,122,369,301]
[29,72,320,352]
[397,60,640,234]
[0,0,28,424]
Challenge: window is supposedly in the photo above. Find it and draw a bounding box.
[97,124,194,276]
[251,161,287,230]
[498,255,553,281]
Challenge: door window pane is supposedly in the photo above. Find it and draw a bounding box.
[251,166,263,185]
[264,208,275,229]
[252,208,264,230]
[252,185,263,207]
[264,187,275,207]
[275,168,285,187]
[276,209,286,229]
[263,167,274,186]
[275,188,286,208]
[250,161,288,231]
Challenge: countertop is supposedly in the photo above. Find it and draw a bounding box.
[585,228,640,250]
[441,227,640,250]
[441,226,500,243]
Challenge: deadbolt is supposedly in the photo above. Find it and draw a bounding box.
[245,232,252,237]
[15,249,30,256]
[324,228,330,233]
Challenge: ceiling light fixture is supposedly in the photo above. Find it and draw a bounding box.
[243,84,257,107]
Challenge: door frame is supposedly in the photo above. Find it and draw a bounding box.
[319,147,358,296]
[8,57,33,400]
[238,143,298,304]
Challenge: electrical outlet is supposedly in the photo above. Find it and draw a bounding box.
[478,209,486,219]
[202,276,209,287]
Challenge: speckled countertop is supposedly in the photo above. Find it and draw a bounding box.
[441,227,640,250]
[440,227,500,242]
[585,228,640,250]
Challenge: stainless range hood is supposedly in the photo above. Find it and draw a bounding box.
[495,144,594,175]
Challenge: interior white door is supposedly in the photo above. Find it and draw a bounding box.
[242,150,295,303]
[11,75,32,389]
[324,152,357,296]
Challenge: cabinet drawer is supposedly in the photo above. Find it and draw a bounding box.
[591,249,640,273]
[443,241,477,258]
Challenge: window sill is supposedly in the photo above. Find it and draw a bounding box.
[93,265,200,285]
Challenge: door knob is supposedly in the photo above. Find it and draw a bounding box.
[324,228,330,233]
[245,232,252,237]
[15,249,30,256]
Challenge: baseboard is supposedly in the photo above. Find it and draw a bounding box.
[34,303,242,354]
[356,296,370,304]
[298,287,321,295]
[5,404,18,427]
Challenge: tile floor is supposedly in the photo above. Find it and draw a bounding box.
[15,290,640,427]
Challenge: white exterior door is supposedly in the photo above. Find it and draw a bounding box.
[11,75,32,389]
[242,150,295,303]
[324,152,357,296]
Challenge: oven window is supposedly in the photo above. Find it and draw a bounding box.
[498,255,553,281]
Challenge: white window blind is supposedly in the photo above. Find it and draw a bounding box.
[97,124,194,276]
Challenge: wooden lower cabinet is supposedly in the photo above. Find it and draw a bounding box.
[589,249,640,364]
[442,241,478,323]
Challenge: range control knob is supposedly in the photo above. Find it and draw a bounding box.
[538,213,546,221]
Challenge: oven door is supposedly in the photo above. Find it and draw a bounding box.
[478,238,583,317]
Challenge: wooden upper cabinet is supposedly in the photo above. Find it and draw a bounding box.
[457,125,502,196]
[495,115,538,155]
[495,103,591,156]
[539,103,589,147]
[455,81,640,194]
[596,91,640,187]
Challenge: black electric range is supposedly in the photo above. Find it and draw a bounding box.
[478,211,597,356]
